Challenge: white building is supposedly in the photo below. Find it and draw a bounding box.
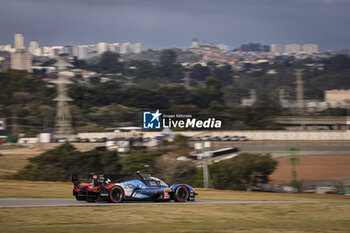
[10,50,32,72]
[14,34,25,50]
[50,46,64,58]
[217,44,229,51]
[63,45,74,56]
[133,42,143,53]
[88,44,98,58]
[77,45,89,60]
[42,46,51,57]
[11,34,31,72]
[285,44,301,55]
[18,137,39,144]
[303,44,319,55]
[97,42,108,55]
[29,40,39,55]
[191,38,199,48]
[120,42,132,54]
[0,57,9,72]
[0,44,15,53]
[270,44,283,54]
[34,48,42,56]
[39,131,53,143]
[108,43,120,53]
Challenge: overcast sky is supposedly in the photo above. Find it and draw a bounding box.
[0,0,350,50]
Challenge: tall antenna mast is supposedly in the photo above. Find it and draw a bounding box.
[53,57,74,137]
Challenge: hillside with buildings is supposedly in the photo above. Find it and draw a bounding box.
[0,34,350,139]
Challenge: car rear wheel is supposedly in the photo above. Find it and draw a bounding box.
[174,186,189,202]
[109,186,124,203]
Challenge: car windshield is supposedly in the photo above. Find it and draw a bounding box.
[144,177,168,187]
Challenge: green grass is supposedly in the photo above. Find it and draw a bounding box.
[1,203,350,233]
[0,180,349,232]
[0,148,43,177]
[0,145,349,232]
[0,180,73,198]
[0,153,33,171]
[198,188,350,202]
[1,180,350,202]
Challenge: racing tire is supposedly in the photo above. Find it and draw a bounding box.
[174,186,190,202]
[109,186,124,203]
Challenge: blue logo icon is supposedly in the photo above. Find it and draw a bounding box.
[143,110,162,129]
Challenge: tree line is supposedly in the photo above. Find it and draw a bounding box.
[12,143,278,191]
[1,52,350,136]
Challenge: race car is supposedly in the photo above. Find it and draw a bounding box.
[72,172,197,203]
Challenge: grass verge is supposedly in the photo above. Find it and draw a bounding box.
[0,148,43,177]
[1,203,350,233]
[1,180,350,202]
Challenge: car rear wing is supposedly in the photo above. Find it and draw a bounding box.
[72,174,95,185]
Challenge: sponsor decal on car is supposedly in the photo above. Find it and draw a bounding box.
[163,192,170,199]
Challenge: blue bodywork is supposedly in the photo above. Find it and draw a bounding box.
[73,174,197,202]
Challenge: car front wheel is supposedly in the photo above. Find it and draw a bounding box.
[174,186,189,202]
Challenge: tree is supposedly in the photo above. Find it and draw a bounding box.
[12,92,32,103]
[159,49,184,82]
[87,104,139,128]
[253,94,280,110]
[152,153,197,185]
[130,60,161,79]
[124,150,160,174]
[213,65,234,86]
[191,64,210,81]
[158,86,190,105]
[173,134,190,156]
[323,54,350,72]
[71,57,88,69]
[205,77,224,103]
[38,105,55,130]
[160,49,177,67]
[41,59,56,67]
[96,51,124,73]
[13,143,121,181]
[210,153,278,191]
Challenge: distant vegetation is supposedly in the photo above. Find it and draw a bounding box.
[1,51,350,135]
[234,42,270,52]
[210,153,278,190]
[12,143,277,191]
[124,49,202,64]
[13,143,121,181]
[12,143,199,185]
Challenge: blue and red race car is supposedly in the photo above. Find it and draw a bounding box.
[72,173,197,203]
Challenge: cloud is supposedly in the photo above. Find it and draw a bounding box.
[0,0,349,49]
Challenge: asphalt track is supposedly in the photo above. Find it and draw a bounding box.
[0,199,347,208]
